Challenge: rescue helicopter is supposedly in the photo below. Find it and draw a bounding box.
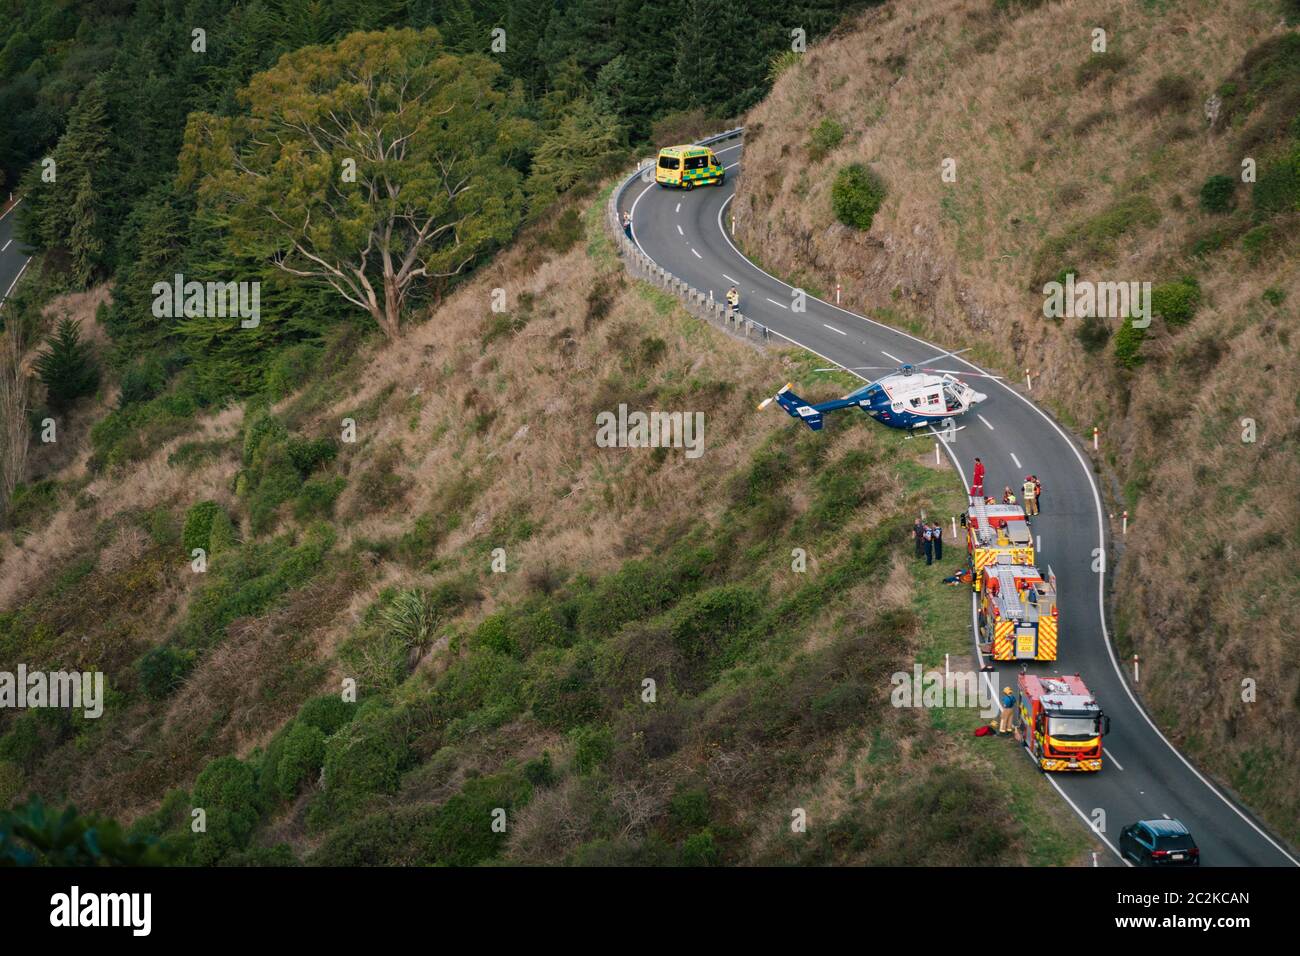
[757,348,998,432]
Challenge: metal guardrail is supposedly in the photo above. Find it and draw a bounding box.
[606,128,772,347]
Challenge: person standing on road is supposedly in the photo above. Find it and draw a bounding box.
[931,522,944,561]
[923,524,935,565]
[622,211,633,239]
[972,457,985,497]
[1032,475,1043,513]
[1022,476,1038,516]
[726,286,740,311]
[999,687,1016,735]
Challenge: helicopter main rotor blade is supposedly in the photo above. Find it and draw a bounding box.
[912,346,973,368]
[813,366,894,372]
[920,367,1005,379]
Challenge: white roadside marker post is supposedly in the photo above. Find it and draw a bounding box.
[1093,426,1099,450]
[1133,655,1140,683]
[1026,369,1033,390]
[1122,510,1128,535]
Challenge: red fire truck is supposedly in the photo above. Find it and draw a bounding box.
[1016,673,1110,772]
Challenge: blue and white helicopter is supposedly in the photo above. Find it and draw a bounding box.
[758,348,997,432]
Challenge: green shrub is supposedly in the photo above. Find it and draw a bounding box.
[118,355,168,406]
[286,436,337,476]
[207,508,237,555]
[181,500,223,554]
[831,164,887,231]
[669,788,711,829]
[1198,174,1235,213]
[138,645,195,700]
[1151,277,1201,326]
[297,694,356,736]
[1113,316,1147,369]
[808,117,845,160]
[525,647,603,731]
[681,829,719,866]
[421,771,533,866]
[265,343,321,401]
[321,705,412,815]
[274,722,326,800]
[190,756,260,864]
[1263,287,1287,306]
[569,724,614,775]
[293,476,346,520]
[1252,140,1300,216]
[1240,224,1276,263]
[542,207,583,253]
[1075,315,1111,353]
[523,751,557,788]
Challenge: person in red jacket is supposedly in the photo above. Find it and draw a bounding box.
[972,457,985,496]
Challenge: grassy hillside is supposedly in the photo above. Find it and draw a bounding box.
[733,0,1300,840]
[0,181,1099,864]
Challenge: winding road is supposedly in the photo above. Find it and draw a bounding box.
[0,198,32,310]
[618,131,1296,867]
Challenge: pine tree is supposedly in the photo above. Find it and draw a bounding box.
[33,318,100,413]
[68,174,104,287]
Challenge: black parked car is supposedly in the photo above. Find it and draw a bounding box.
[1119,819,1200,866]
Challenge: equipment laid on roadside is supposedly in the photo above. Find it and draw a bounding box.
[966,495,1034,588]
[978,557,1059,661]
[1016,672,1110,772]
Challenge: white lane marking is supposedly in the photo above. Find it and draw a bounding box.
[1,239,11,252]
[1036,535,1042,551]
[676,223,684,236]
[977,414,994,430]
[765,297,789,309]
[675,202,681,214]
[691,248,702,259]
[1,256,33,305]
[722,274,738,284]
[0,196,23,222]
[1104,748,1125,771]
[882,350,903,363]
[1010,452,1022,468]
[1162,813,1171,820]
[823,324,846,335]
[714,181,1296,865]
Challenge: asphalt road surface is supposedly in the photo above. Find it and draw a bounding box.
[0,198,32,309]
[618,132,1297,867]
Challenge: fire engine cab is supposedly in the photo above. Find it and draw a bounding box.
[1016,673,1110,772]
[978,558,1059,661]
[966,495,1034,590]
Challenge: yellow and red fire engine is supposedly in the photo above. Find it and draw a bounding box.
[1016,673,1110,772]
[978,557,1059,661]
[966,495,1034,590]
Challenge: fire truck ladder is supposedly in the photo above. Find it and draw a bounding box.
[993,567,1025,619]
[968,496,997,546]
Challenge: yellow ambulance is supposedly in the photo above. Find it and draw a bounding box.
[655,145,725,189]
